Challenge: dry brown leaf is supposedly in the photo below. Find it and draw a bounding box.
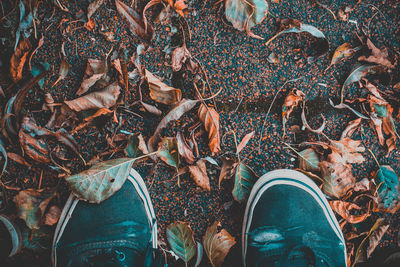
[319,158,355,198]
[7,152,31,167]
[65,82,121,112]
[71,108,113,133]
[176,131,195,164]
[188,159,210,191]
[330,138,365,164]
[358,39,395,69]
[329,200,370,224]
[145,69,182,105]
[341,118,362,139]
[19,130,50,163]
[282,89,305,134]
[330,43,357,66]
[171,45,191,72]
[198,103,221,156]
[10,38,32,83]
[52,43,71,86]
[43,205,61,226]
[77,58,108,95]
[236,131,255,154]
[218,157,236,187]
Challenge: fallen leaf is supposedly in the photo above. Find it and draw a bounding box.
[0,139,7,176]
[157,137,180,169]
[267,52,280,64]
[19,129,50,163]
[188,159,210,191]
[198,104,221,156]
[341,118,362,139]
[225,0,269,39]
[298,148,320,172]
[176,132,195,164]
[7,152,31,167]
[43,205,61,226]
[329,200,370,224]
[124,134,149,158]
[52,43,70,86]
[203,221,236,267]
[330,138,365,164]
[65,82,121,112]
[232,162,258,203]
[10,38,32,83]
[282,89,305,135]
[236,131,255,154]
[13,189,55,229]
[172,45,191,72]
[66,157,135,203]
[87,0,105,19]
[301,104,326,133]
[145,69,182,105]
[358,38,395,69]
[373,165,400,213]
[265,19,329,62]
[14,1,33,51]
[330,43,358,67]
[76,59,108,95]
[115,0,153,41]
[29,35,45,70]
[71,108,113,133]
[167,222,197,264]
[218,157,236,187]
[319,159,355,198]
[362,79,384,100]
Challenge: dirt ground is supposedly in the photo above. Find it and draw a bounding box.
[1,0,400,266]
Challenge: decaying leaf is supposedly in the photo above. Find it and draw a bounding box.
[218,157,236,187]
[115,0,153,42]
[198,104,221,156]
[330,138,365,164]
[266,19,329,62]
[65,82,121,112]
[167,222,197,264]
[52,43,70,86]
[203,221,236,267]
[10,38,32,83]
[43,205,61,226]
[13,189,55,229]
[329,200,370,224]
[358,38,395,69]
[236,131,255,154]
[176,132,195,164]
[373,165,400,213]
[225,0,268,39]
[145,69,182,105]
[298,148,320,172]
[157,137,180,169]
[232,162,258,203]
[329,43,358,67]
[87,0,105,19]
[66,158,135,203]
[124,134,149,158]
[188,159,210,191]
[282,89,305,135]
[76,59,108,95]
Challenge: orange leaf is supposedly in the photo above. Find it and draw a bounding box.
[198,103,221,155]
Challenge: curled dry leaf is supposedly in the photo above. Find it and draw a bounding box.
[115,0,153,42]
[71,108,113,133]
[188,159,210,191]
[198,103,221,156]
[52,43,71,86]
[157,137,180,169]
[176,132,195,164]
[124,134,149,158]
[329,200,370,224]
[236,131,255,154]
[77,59,108,95]
[172,45,191,72]
[301,104,326,133]
[43,205,61,226]
[145,69,182,105]
[166,222,197,264]
[66,158,135,203]
[65,82,121,112]
[218,157,236,187]
[373,165,400,213]
[232,162,258,203]
[282,89,305,135]
[330,43,358,67]
[203,221,236,267]
[358,38,395,69]
[10,38,32,83]
[341,118,362,139]
[13,189,55,229]
[266,19,329,62]
[225,0,268,39]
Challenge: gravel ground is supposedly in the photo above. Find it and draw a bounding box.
[0,0,400,266]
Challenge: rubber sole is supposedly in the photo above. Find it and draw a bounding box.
[51,168,157,267]
[242,169,346,267]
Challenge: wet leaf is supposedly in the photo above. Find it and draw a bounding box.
[157,137,180,169]
[13,189,55,229]
[358,38,395,69]
[176,132,195,164]
[52,43,70,86]
[298,148,320,172]
[188,159,210,191]
[225,0,269,39]
[373,165,400,213]
[145,69,182,105]
[116,0,153,42]
[198,104,221,156]
[66,157,135,203]
[65,82,121,112]
[203,221,236,267]
[330,43,358,66]
[87,0,105,19]
[167,222,197,263]
[329,200,370,224]
[218,157,236,187]
[236,131,255,154]
[266,19,329,61]
[76,59,108,95]
[282,89,304,135]
[148,99,199,152]
[10,38,32,83]
[232,162,258,203]
[124,134,149,158]
[43,205,61,226]
[319,159,355,198]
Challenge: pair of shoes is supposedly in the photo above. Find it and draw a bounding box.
[52,169,347,266]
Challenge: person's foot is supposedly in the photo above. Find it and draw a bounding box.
[242,169,347,267]
[52,169,158,267]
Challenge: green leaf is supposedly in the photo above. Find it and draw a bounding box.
[167,222,197,264]
[373,165,400,213]
[66,158,135,204]
[157,137,180,169]
[298,148,320,172]
[232,162,258,203]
